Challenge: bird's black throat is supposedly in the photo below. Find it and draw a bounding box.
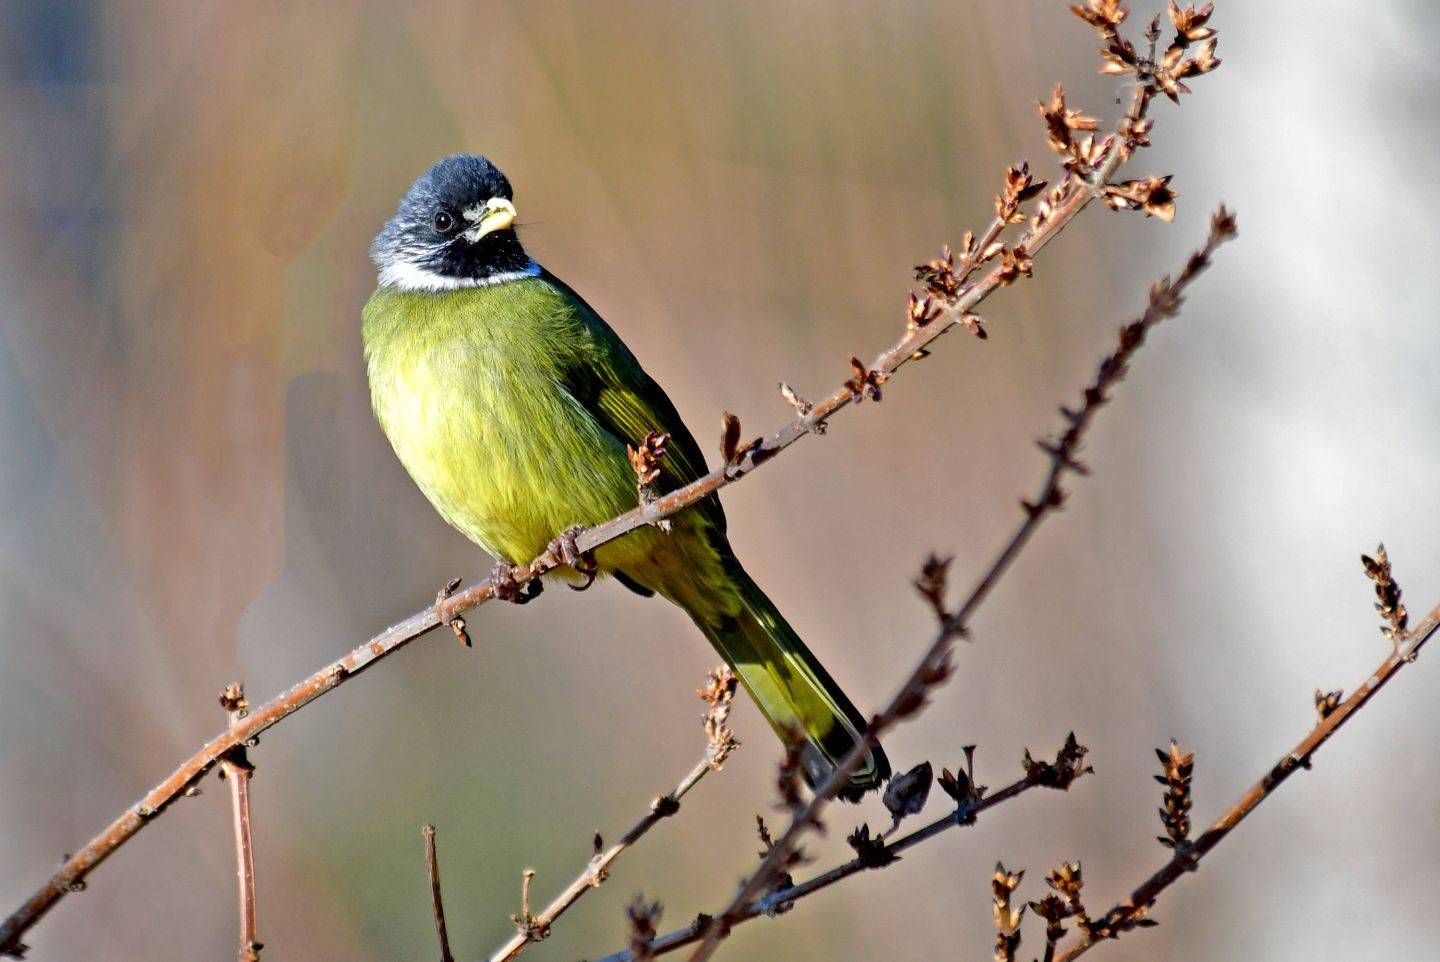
[433,228,532,283]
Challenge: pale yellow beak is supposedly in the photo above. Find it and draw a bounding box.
[465,197,517,241]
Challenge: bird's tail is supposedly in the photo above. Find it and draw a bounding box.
[691,558,890,801]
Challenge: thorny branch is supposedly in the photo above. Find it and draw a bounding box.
[0,3,1224,957]
[593,737,1092,962]
[1033,568,1440,962]
[421,825,455,962]
[675,208,1235,962]
[486,669,739,962]
[218,684,261,962]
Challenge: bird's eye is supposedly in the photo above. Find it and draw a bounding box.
[432,209,456,233]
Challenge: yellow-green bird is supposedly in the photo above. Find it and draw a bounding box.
[363,155,889,799]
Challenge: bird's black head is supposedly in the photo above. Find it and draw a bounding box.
[371,155,537,291]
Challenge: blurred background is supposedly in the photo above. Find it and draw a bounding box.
[3,1,1438,959]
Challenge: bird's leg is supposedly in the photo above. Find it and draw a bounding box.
[549,525,599,591]
[490,560,544,605]
[434,576,472,647]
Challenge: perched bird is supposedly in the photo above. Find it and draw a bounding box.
[363,155,890,799]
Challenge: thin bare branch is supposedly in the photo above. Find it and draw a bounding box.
[678,196,1235,962]
[1049,594,1440,962]
[595,736,1090,962]
[218,684,261,962]
[422,825,455,962]
[0,9,1213,955]
[487,669,738,962]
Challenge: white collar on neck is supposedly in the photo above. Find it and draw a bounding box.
[377,259,541,292]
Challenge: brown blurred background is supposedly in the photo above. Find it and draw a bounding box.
[2,2,1438,959]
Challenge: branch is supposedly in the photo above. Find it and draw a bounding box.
[0,7,1217,955]
[678,204,1235,961]
[421,825,455,962]
[487,669,739,962]
[218,684,262,962]
[1047,588,1440,961]
[595,737,1091,962]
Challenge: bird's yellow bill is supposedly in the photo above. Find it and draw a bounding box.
[464,198,517,240]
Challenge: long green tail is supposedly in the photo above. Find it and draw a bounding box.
[693,558,891,801]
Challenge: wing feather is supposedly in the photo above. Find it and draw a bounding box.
[541,268,726,534]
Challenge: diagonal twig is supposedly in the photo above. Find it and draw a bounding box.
[1049,592,1440,961]
[0,113,1121,962]
[487,669,739,962]
[595,736,1090,962]
[0,12,1205,954]
[678,206,1236,962]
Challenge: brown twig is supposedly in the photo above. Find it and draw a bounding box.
[218,684,261,962]
[678,119,1233,962]
[1047,592,1440,962]
[594,737,1090,962]
[421,824,455,962]
[487,669,738,962]
[0,11,1206,956]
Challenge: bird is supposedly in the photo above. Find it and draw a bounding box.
[362,155,890,799]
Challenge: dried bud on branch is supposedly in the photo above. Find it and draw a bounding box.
[698,668,740,769]
[1074,0,1221,103]
[755,817,796,893]
[719,412,742,467]
[843,823,896,869]
[992,863,1026,962]
[913,554,953,620]
[1168,1,1215,42]
[1030,893,1070,953]
[1070,0,1128,35]
[1040,85,1100,159]
[914,245,963,299]
[996,245,1034,286]
[627,431,669,497]
[1361,544,1409,643]
[1314,688,1343,720]
[882,761,934,831]
[1154,3,1221,101]
[1027,859,1102,952]
[626,896,662,962]
[939,744,984,819]
[509,869,545,941]
[219,684,249,716]
[1030,178,1074,234]
[1046,861,1088,921]
[1023,732,1093,790]
[1104,176,1178,221]
[997,161,1049,224]
[777,381,813,418]
[844,357,889,403]
[1155,740,1194,849]
[1119,115,1154,149]
[906,292,942,331]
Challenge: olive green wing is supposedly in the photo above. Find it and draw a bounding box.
[541,268,726,538]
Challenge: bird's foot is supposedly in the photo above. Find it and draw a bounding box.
[549,525,598,591]
[435,576,472,647]
[491,560,544,605]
